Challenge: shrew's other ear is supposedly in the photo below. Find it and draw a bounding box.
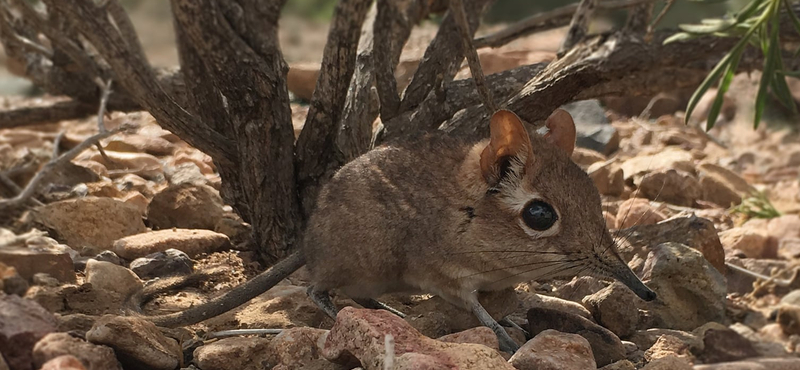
[543,109,576,156]
[480,109,533,187]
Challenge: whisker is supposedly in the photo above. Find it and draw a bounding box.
[457,257,588,280]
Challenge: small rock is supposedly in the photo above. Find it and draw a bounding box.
[164,163,208,186]
[640,354,693,370]
[268,327,328,370]
[204,285,330,331]
[509,329,597,370]
[557,276,607,302]
[130,249,194,279]
[604,212,617,229]
[55,314,97,334]
[628,329,699,352]
[520,292,592,320]
[33,332,122,370]
[615,198,666,229]
[437,327,499,350]
[779,238,800,260]
[0,293,58,370]
[638,170,701,207]
[86,315,181,370]
[619,216,726,276]
[698,163,756,208]
[88,150,162,173]
[122,192,149,216]
[589,162,624,196]
[694,326,759,364]
[572,148,607,168]
[719,227,771,259]
[640,243,727,331]
[777,305,800,336]
[84,260,142,297]
[193,337,271,370]
[32,274,60,287]
[643,335,694,363]
[600,360,635,370]
[34,197,146,250]
[322,307,515,370]
[147,183,225,230]
[620,148,695,180]
[527,307,625,366]
[561,99,619,154]
[766,215,800,258]
[694,358,800,369]
[0,248,76,283]
[104,134,175,156]
[92,251,121,266]
[1,262,29,296]
[39,355,87,370]
[113,229,231,260]
[583,282,639,338]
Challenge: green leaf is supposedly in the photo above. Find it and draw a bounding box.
[754,38,776,128]
[777,70,800,77]
[663,32,698,44]
[784,0,800,36]
[769,14,798,114]
[685,24,759,126]
[736,0,768,23]
[707,47,743,130]
[679,20,737,33]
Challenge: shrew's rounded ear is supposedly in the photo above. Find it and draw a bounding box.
[480,110,533,187]
[543,109,576,156]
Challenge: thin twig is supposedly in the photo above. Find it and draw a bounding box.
[96,79,113,133]
[102,0,150,67]
[646,0,675,42]
[0,123,134,210]
[52,131,65,158]
[204,329,284,339]
[474,0,659,49]
[558,0,596,56]
[449,0,496,113]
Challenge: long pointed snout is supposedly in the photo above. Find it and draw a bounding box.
[613,265,657,301]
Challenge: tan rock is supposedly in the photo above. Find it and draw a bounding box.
[146,183,225,230]
[0,248,75,283]
[113,229,230,260]
[643,335,694,363]
[88,150,161,172]
[39,355,87,370]
[693,357,800,370]
[640,354,692,370]
[719,227,770,258]
[268,327,328,370]
[33,333,121,370]
[437,327,499,351]
[86,315,181,370]
[103,134,175,156]
[638,170,701,207]
[619,148,695,180]
[0,294,58,370]
[698,163,755,207]
[583,282,639,338]
[572,148,607,168]
[604,211,617,230]
[509,329,597,370]
[122,192,149,216]
[35,197,146,250]
[589,162,624,196]
[84,260,142,297]
[615,198,666,229]
[194,337,272,370]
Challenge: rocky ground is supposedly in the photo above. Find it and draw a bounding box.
[3,12,800,370]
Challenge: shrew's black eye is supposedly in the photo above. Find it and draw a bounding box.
[522,200,558,231]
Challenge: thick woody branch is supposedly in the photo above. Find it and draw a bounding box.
[396,0,493,115]
[336,0,426,165]
[43,0,235,163]
[474,0,658,49]
[443,20,800,141]
[449,0,496,113]
[171,0,301,261]
[295,0,372,216]
[559,0,596,55]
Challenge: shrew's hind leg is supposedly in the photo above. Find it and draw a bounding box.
[351,297,407,318]
[307,286,339,319]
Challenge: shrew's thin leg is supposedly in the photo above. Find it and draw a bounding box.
[307,286,338,319]
[468,295,520,354]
